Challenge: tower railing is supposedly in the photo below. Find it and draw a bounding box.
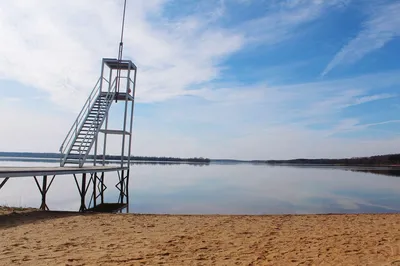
[59,77,110,164]
[73,78,119,166]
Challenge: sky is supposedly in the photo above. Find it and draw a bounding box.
[0,0,400,160]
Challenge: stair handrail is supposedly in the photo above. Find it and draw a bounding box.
[59,77,109,157]
[75,77,119,166]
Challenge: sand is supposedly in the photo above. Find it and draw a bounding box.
[1,208,400,265]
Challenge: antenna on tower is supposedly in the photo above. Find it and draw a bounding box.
[115,0,128,102]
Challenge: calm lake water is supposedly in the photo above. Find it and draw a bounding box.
[1,160,400,214]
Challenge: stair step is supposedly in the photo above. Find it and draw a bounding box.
[71,149,88,152]
[68,152,85,155]
[78,134,95,137]
[73,141,91,144]
[75,138,91,141]
[73,146,89,149]
[73,143,91,146]
[83,124,100,127]
[73,142,90,146]
[71,148,89,152]
[72,144,90,147]
[91,111,106,114]
[76,136,94,139]
[75,137,94,140]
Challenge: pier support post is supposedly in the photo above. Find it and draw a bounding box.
[93,173,97,207]
[34,175,56,211]
[80,173,86,211]
[89,172,107,210]
[41,176,48,210]
[100,172,105,204]
[120,170,124,204]
[74,173,90,212]
[0,177,9,190]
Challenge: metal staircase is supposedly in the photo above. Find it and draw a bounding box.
[60,77,117,167]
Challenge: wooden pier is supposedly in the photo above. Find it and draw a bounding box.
[0,166,130,213]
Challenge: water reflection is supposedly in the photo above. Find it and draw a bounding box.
[130,161,209,166]
[347,169,400,177]
[1,161,400,214]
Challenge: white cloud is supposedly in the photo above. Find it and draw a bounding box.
[350,93,396,106]
[3,97,21,102]
[0,0,245,110]
[327,119,400,136]
[265,70,400,122]
[0,0,399,161]
[0,0,350,111]
[217,125,400,160]
[322,1,400,76]
[0,100,73,153]
[238,0,348,44]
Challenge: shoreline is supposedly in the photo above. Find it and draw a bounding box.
[2,206,400,216]
[2,208,400,265]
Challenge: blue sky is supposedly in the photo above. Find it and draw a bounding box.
[0,0,399,160]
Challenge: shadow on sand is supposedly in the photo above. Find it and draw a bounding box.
[0,208,94,229]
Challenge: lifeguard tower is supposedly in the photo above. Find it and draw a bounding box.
[57,57,137,212]
[59,58,137,169]
[0,0,136,213]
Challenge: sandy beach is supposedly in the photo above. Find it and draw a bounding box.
[1,208,400,265]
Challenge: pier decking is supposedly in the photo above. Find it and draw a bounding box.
[0,165,130,212]
[0,166,128,178]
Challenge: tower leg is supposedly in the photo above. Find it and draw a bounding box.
[126,169,130,213]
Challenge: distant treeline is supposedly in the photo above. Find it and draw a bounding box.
[253,154,400,166]
[0,152,210,163]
